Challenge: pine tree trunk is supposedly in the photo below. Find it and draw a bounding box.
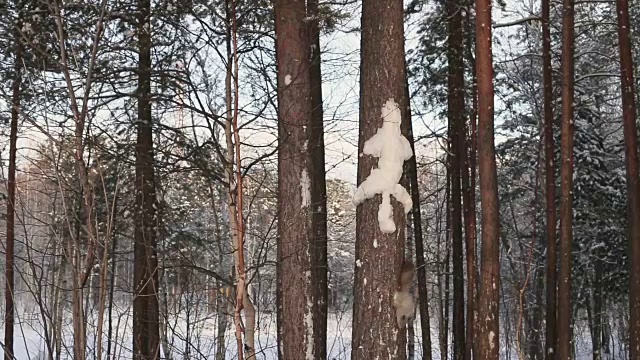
[460,59,476,360]
[557,0,575,357]
[133,0,160,356]
[441,167,451,360]
[446,0,466,357]
[274,0,318,357]
[615,0,640,356]
[541,0,557,356]
[474,0,501,355]
[351,0,410,357]
[4,6,22,358]
[464,6,479,357]
[307,0,329,355]
[405,87,433,359]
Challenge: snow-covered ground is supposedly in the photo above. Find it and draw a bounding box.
[0,307,627,359]
[0,305,354,359]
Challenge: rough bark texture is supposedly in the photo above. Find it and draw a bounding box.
[274,0,317,358]
[557,0,575,357]
[308,0,329,356]
[446,0,466,357]
[475,0,501,356]
[4,7,22,359]
[132,0,160,357]
[615,0,640,356]
[542,0,557,355]
[351,0,408,358]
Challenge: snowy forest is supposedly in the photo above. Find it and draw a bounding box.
[0,0,639,358]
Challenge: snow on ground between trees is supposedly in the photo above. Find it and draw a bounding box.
[353,98,413,233]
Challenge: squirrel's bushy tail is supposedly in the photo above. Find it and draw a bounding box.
[394,260,416,328]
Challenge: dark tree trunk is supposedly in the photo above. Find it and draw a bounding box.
[274,0,317,357]
[615,0,640,356]
[541,0,557,356]
[447,0,466,358]
[443,159,451,360]
[436,167,449,360]
[463,7,479,358]
[307,0,328,356]
[461,68,476,360]
[351,0,410,357]
[474,0,501,356]
[557,0,575,357]
[132,0,160,357]
[4,6,23,359]
[405,79,433,360]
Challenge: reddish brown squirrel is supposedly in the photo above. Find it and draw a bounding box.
[393,260,416,328]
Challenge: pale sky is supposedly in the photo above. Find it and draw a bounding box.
[6,0,528,188]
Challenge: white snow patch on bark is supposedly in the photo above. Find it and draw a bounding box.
[285,74,292,85]
[353,98,413,233]
[301,169,311,207]
[304,270,314,359]
[489,331,496,350]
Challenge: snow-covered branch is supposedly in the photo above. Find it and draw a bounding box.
[494,16,541,28]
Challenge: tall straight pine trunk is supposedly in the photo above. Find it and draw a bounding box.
[615,0,640,356]
[404,81,433,359]
[133,0,160,357]
[557,0,575,357]
[474,0,501,356]
[307,0,329,356]
[446,0,466,357]
[541,0,557,355]
[274,0,322,357]
[351,0,410,358]
[463,6,479,357]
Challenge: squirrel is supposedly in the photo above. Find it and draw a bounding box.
[393,260,416,328]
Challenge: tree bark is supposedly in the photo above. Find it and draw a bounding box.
[541,0,557,356]
[615,0,640,356]
[442,159,451,360]
[307,0,329,356]
[406,88,433,359]
[461,63,476,360]
[4,5,22,358]
[474,0,501,356]
[447,0,466,358]
[351,0,409,357]
[557,0,575,357]
[132,0,160,357]
[274,0,318,358]
[464,6,479,357]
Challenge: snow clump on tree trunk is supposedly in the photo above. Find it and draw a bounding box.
[352,98,413,233]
